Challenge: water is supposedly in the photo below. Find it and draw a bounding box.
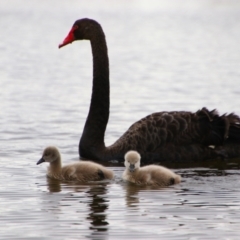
[1,0,240,239]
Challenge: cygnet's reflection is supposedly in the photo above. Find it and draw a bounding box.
[46,177,61,192]
[122,181,166,208]
[46,177,90,193]
[122,182,140,208]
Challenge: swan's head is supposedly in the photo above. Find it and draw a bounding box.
[124,150,141,172]
[37,146,60,165]
[59,18,103,48]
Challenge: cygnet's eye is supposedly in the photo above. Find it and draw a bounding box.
[44,153,51,158]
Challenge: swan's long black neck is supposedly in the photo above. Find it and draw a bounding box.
[79,29,110,159]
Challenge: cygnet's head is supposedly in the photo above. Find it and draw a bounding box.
[37,146,60,165]
[124,150,141,172]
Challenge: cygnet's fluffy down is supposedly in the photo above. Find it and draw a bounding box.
[123,150,181,186]
[37,146,114,182]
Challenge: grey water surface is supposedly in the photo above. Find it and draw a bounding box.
[1,0,240,239]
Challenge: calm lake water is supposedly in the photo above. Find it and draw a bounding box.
[1,0,240,239]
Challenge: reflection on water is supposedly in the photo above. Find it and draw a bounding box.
[1,0,240,239]
[86,185,109,232]
[161,157,240,170]
[47,177,62,193]
[123,183,141,208]
[123,182,174,208]
[46,177,110,236]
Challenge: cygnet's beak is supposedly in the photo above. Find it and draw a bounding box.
[37,157,45,165]
[129,164,135,172]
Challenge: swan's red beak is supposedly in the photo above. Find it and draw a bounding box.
[58,26,76,48]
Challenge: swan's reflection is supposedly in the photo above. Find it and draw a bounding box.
[85,184,109,232]
[46,178,109,234]
[162,158,240,170]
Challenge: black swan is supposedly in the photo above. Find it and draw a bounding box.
[59,18,240,164]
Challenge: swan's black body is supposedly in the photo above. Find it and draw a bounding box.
[59,18,240,165]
